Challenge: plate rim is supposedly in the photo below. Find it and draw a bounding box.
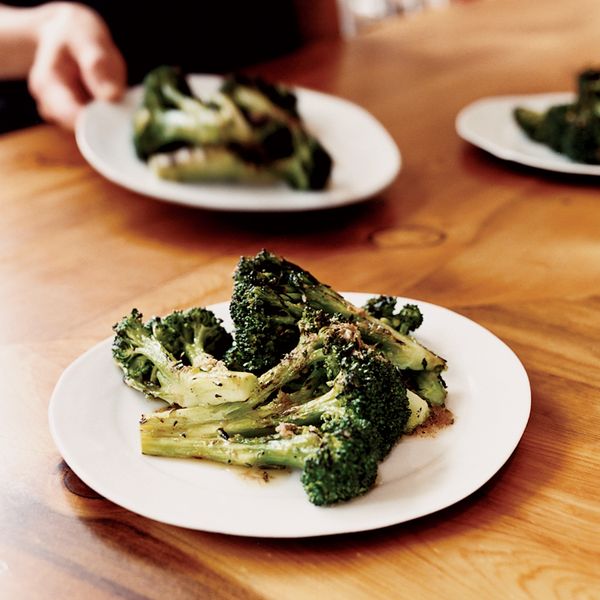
[75,75,401,213]
[48,293,531,538]
[455,91,600,175]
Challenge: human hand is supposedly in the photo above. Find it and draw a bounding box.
[28,3,126,130]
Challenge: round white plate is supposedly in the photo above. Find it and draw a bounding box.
[456,92,600,175]
[48,293,530,538]
[76,75,401,212]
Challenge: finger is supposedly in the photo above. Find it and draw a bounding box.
[69,19,127,102]
[38,75,88,130]
[30,47,87,129]
[77,41,127,101]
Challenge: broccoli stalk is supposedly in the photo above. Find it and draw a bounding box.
[141,419,379,506]
[112,308,258,406]
[405,390,431,432]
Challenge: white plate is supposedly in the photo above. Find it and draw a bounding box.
[48,293,530,538]
[456,92,600,175]
[76,75,401,212]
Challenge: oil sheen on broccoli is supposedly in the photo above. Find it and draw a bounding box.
[514,68,600,163]
[133,66,333,190]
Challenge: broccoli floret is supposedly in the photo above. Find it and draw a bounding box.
[226,250,446,380]
[221,73,300,122]
[134,67,333,190]
[269,130,333,190]
[112,309,257,406]
[140,322,408,505]
[139,65,193,112]
[363,296,423,335]
[150,306,232,367]
[133,66,252,160]
[514,105,572,152]
[220,74,333,188]
[277,337,410,459]
[514,67,600,164]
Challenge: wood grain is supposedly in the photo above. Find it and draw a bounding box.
[1,0,600,598]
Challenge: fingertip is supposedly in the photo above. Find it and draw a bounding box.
[77,40,127,102]
[96,80,124,101]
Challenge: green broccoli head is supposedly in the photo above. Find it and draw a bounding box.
[285,334,409,461]
[150,307,232,367]
[134,66,253,160]
[301,417,380,506]
[514,68,600,164]
[577,68,600,107]
[220,74,332,189]
[112,308,160,391]
[363,296,424,335]
[225,250,319,373]
[270,130,333,190]
[226,250,445,377]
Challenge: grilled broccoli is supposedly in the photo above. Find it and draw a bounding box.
[147,146,274,184]
[112,308,258,406]
[140,320,411,505]
[133,66,252,160]
[142,419,379,506]
[361,295,447,406]
[220,74,333,189]
[514,67,600,163]
[225,250,446,408]
[142,320,411,455]
[220,73,300,122]
[114,251,452,505]
[363,295,424,335]
[133,66,332,190]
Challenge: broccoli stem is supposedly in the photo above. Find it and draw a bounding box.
[405,390,431,432]
[148,146,275,183]
[410,369,447,406]
[141,428,320,468]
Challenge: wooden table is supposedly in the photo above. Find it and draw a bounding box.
[2,0,600,597]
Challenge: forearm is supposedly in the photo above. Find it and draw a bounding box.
[0,4,54,79]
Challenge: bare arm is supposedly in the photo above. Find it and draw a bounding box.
[0,4,46,78]
[0,2,126,129]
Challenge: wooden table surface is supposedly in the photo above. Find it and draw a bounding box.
[2,0,600,597]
